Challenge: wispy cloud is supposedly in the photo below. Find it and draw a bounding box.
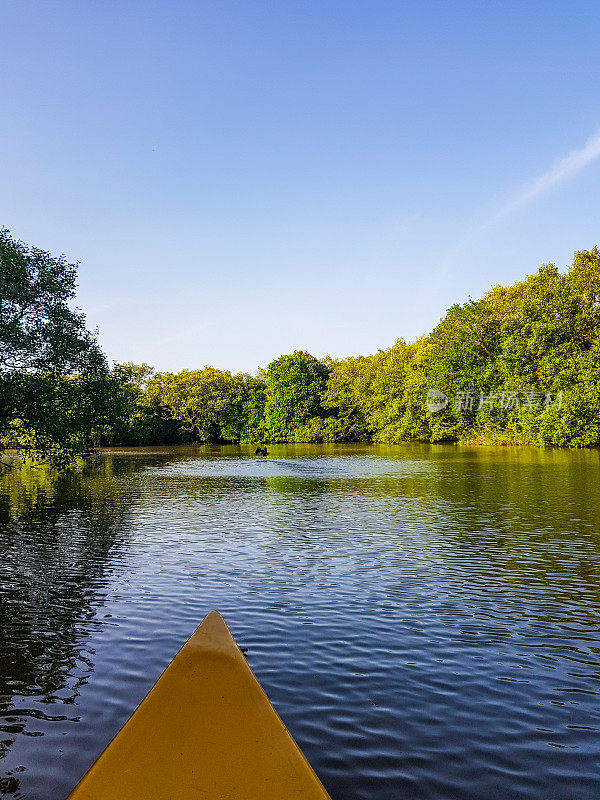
[481,128,600,231]
[440,128,600,275]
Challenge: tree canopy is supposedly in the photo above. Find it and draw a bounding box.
[263,351,330,441]
[146,367,249,443]
[0,230,115,467]
[2,228,600,463]
[0,228,105,375]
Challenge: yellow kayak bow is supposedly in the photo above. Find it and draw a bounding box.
[67,611,331,799]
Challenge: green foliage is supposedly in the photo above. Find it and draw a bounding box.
[3,228,599,457]
[294,416,349,443]
[0,372,121,468]
[104,249,600,449]
[240,375,267,442]
[317,249,600,448]
[0,228,106,375]
[263,351,330,442]
[100,363,182,446]
[0,230,112,468]
[321,354,376,440]
[422,250,600,446]
[146,367,248,443]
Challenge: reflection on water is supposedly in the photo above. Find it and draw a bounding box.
[0,445,599,799]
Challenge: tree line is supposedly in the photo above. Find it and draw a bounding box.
[2,227,599,467]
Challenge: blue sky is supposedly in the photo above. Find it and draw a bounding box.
[2,1,600,373]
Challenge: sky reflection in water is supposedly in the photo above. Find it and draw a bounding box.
[0,444,599,800]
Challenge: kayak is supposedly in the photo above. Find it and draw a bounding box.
[67,611,332,799]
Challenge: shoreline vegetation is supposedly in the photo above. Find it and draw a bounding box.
[2,228,600,468]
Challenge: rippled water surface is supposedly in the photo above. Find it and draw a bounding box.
[1,444,599,799]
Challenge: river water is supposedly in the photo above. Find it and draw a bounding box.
[0,444,598,799]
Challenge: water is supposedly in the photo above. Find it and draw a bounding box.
[0,444,599,800]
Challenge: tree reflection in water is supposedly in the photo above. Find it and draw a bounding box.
[0,460,137,798]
